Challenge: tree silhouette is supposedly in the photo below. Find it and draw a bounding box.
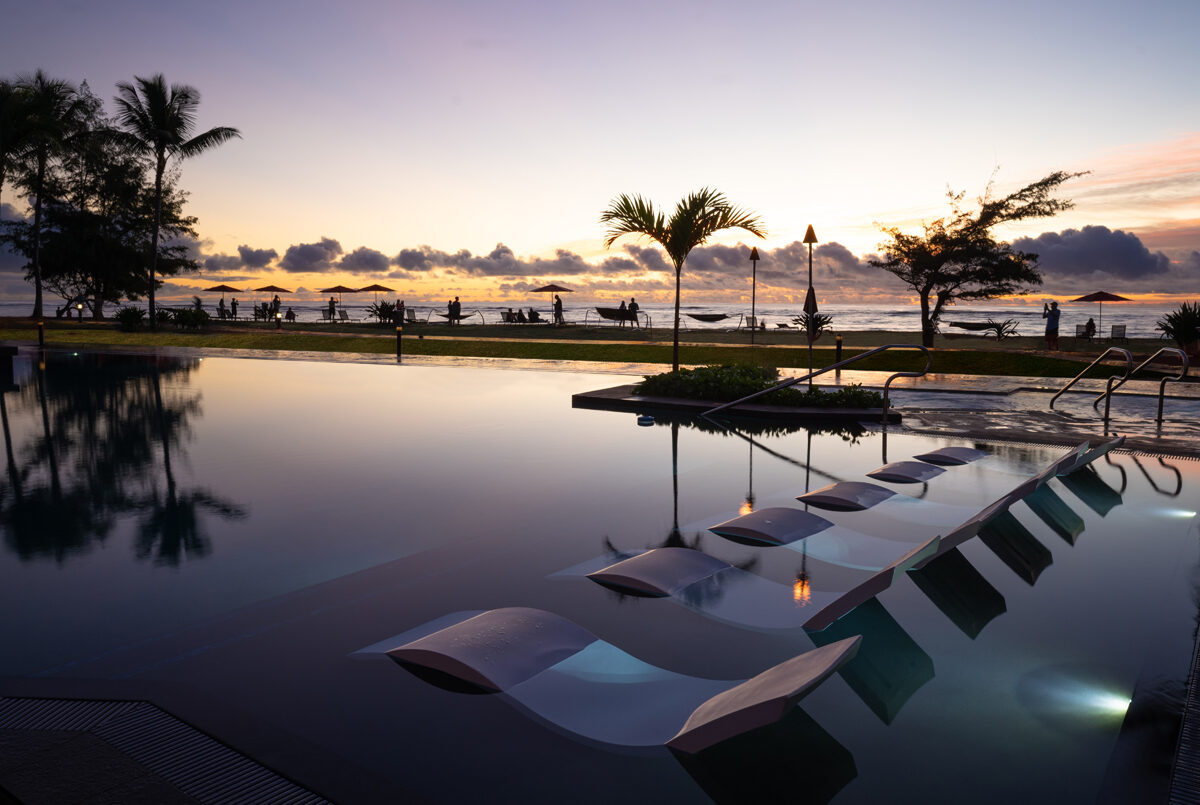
[113,74,239,327]
[870,171,1084,346]
[601,189,765,372]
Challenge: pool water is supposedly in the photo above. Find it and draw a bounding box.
[1,350,1197,803]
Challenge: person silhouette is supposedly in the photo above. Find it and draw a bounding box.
[628,297,640,328]
[230,297,239,319]
[618,299,628,328]
[1043,301,1060,350]
[328,296,337,321]
[1084,317,1096,341]
[553,294,564,325]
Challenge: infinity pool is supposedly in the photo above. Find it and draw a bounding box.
[1,350,1197,803]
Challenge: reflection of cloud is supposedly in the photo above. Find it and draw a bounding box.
[279,237,343,273]
[1013,226,1170,280]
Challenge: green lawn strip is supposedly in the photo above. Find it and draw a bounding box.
[0,326,1095,377]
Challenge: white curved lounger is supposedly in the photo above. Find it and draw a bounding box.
[385,607,860,753]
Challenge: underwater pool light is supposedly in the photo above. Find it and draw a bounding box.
[1155,507,1198,519]
[1087,691,1132,715]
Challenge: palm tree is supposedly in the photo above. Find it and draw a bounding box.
[601,188,765,372]
[15,71,79,318]
[0,79,31,223]
[113,74,239,327]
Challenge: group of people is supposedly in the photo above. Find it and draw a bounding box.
[1043,301,1095,350]
[617,297,640,327]
[446,296,462,324]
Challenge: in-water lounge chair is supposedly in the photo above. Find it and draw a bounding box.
[378,607,860,753]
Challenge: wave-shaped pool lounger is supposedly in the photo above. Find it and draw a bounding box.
[383,607,861,753]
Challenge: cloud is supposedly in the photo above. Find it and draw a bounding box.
[339,246,390,273]
[279,237,344,273]
[1012,226,1170,281]
[203,254,243,274]
[238,245,278,268]
[1182,250,1200,271]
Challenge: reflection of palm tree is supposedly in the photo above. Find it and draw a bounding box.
[661,420,701,550]
[601,189,765,371]
[113,74,240,326]
[0,353,245,563]
[136,360,245,565]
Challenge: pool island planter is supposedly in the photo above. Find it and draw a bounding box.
[572,383,901,423]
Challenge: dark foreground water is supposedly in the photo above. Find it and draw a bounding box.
[1,349,1197,803]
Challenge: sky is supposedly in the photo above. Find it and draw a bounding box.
[2,0,1198,307]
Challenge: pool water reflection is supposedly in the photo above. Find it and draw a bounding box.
[1,349,1198,803]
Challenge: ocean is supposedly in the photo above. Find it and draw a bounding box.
[1,298,1181,339]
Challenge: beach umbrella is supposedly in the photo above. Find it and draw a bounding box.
[1070,291,1131,335]
[359,283,395,303]
[530,283,573,322]
[204,284,242,300]
[254,285,292,294]
[320,285,359,304]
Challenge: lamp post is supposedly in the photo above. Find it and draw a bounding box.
[749,247,760,345]
[802,225,819,389]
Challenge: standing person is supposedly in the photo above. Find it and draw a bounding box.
[218,297,227,319]
[328,296,337,322]
[617,299,628,328]
[553,294,564,325]
[1043,301,1060,350]
[230,297,239,319]
[272,294,281,315]
[452,296,461,324]
[628,297,640,328]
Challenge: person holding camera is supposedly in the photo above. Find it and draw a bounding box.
[1043,301,1061,350]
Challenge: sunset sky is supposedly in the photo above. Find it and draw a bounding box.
[2,0,1197,306]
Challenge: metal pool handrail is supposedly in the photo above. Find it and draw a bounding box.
[1089,347,1189,424]
[703,344,931,418]
[1049,347,1132,421]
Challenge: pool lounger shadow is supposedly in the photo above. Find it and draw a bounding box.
[383,607,861,754]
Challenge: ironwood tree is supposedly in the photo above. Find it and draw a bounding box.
[870,171,1085,346]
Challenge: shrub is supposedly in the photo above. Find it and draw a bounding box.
[791,311,833,342]
[636,364,884,408]
[1157,301,1200,350]
[367,300,396,324]
[115,306,146,331]
[172,307,211,331]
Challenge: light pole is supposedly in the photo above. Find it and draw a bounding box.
[749,247,760,345]
[802,225,818,389]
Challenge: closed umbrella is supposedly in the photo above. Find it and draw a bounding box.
[1070,291,1130,336]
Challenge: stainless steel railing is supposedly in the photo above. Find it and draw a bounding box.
[1089,347,1189,424]
[1049,347,1132,422]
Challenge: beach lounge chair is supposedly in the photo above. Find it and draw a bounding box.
[405,308,423,324]
[1107,324,1128,343]
[338,309,355,323]
[379,606,860,753]
[319,309,334,323]
[1074,323,1091,343]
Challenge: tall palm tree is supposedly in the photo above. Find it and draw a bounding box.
[0,79,31,223]
[15,71,79,318]
[601,188,765,372]
[113,74,240,327]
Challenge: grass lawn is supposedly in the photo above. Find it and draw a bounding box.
[0,318,1145,379]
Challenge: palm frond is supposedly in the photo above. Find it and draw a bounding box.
[599,194,666,250]
[179,126,242,158]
